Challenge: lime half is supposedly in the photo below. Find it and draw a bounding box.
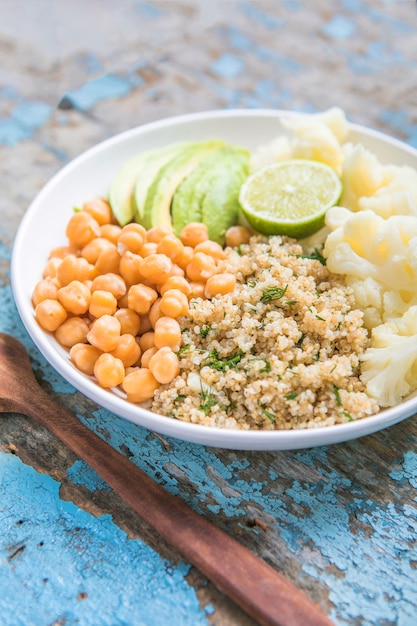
[239,159,342,238]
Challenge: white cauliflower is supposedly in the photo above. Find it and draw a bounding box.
[358,164,417,218]
[340,143,385,211]
[325,207,417,291]
[282,107,348,173]
[360,306,417,407]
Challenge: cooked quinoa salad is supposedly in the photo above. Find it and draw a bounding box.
[152,234,379,430]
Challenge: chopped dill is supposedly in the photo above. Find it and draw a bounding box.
[199,386,217,414]
[200,325,212,338]
[295,247,327,266]
[258,402,276,423]
[284,392,298,401]
[260,284,288,304]
[205,350,244,371]
[333,385,342,406]
[176,345,190,357]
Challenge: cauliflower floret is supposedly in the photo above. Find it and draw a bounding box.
[324,208,417,328]
[340,143,385,211]
[358,165,417,218]
[283,109,345,173]
[360,306,417,406]
[324,208,417,292]
[250,135,294,171]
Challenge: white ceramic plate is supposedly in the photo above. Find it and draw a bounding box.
[11,109,417,450]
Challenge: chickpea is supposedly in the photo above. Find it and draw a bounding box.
[139,242,158,257]
[139,313,153,335]
[160,289,189,318]
[194,240,225,260]
[185,252,216,282]
[157,234,184,262]
[176,245,194,271]
[56,255,93,286]
[94,353,125,388]
[32,277,59,306]
[122,368,160,403]
[189,281,206,299]
[146,225,172,244]
[95,246,121,275]
[140,254,173,284]
[66,211,101,248]
[154,316,182,351]
[225,225,251,247]
[100,223,122,244]
[55,316,90,348]
[89,290,118,318]
[35,299,67,332]
[170,264,185,277]
[179,222,208,248]
[148,298,163,329]
[114,308,141,336]
[87,315,121,352]
[119,251,144,285]
[204,273,236,298]
[128,283,158,316]
[49,245,79,259]
[159,275,192,298]
[82,198,113,225]
[110,334,141,368]
[70,343,103,376]
[81,238,115,264]
[117,292,129,309]
[140,346,158,368]
[42,257,62,279]
[139,331,155,353]
[148,347,180,384]
[117,223,146,255]
[91,273,126,300]
[57,280,91,315]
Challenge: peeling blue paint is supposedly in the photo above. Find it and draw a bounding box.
[0,101,52,146]
[211,54,245,79]
[67,460,110,491]
[0,453,210,626]
[389,451,417,489]
[322,15,357,40]
[61,73,133,111]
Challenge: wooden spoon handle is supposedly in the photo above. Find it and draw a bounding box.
[22,386,333,626]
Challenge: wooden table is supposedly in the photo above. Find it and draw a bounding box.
[1,2,416,625]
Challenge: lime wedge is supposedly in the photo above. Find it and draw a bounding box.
[239,159,342,238]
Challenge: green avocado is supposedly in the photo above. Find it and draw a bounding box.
[171,147,227,232]
[142,140,225,231]
[108,150,154,226]
[132,142,191,224]
[172,146,250,244]
[108,143,189,226]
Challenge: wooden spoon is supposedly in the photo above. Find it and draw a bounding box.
[0,332,334,626]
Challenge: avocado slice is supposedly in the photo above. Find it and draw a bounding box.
[142,140,225,230]
[171,147,227,232]
[108,150,155,226]
[201,147,250,244]
[132,142,191,224]
[172,146,250,244]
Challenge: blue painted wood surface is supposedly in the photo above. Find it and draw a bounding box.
[1,2,417,625]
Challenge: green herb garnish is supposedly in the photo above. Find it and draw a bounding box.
[260,284,288,304]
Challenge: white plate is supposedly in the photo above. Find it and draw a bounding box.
[11,109,417,450]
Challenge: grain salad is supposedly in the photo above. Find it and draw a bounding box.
[152,234,379,430]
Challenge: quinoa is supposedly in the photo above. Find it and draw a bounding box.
[151,235,380,430]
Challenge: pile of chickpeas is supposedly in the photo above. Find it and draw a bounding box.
[32,198,251,404]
